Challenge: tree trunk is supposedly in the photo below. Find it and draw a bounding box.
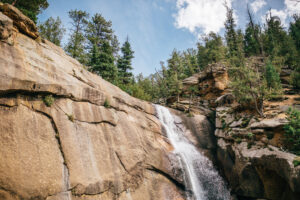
[254,98,265,117]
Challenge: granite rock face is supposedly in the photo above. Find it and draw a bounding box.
[0,7,192,200]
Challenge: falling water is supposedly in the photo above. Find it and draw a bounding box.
[155,105,230,200]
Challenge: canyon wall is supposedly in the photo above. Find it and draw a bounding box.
[0,4,201,200]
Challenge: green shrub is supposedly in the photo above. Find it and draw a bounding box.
[284,108,300,155]
[43,95,54,107]
[235,137,242,144]
[291,67,300,89]
[104,99,110,108]
[293,157,300,167]
[247,132,254,139]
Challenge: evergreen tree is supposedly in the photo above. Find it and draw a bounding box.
[290,14,300,54]
[229,60,282,117]
[204,32,226,64]
[93,40,118,82]
[86,13,118,83]
[197,43,208,70]
[2,0,49,23]
[38,17,65,46]
[117,38,134,85]
[86,13,113,47]
[224,4,237,58]
[265,61,282,91]
[182,48,198,77]
[244,5,263,56]
[65,10,89,64]
[111,35,120,58]
[167,49,184,76]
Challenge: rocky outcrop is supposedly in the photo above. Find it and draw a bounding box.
[214,105,300,199]
[0,6,197,200]
[182,62,229,103]
[180,58,300,199]
[0,3,39,39]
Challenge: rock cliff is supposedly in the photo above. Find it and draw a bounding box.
[0,4,215,200]
[181,61,300,200]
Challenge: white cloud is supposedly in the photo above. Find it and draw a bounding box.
[261,0,300,27]
[174,0,234,35]
[285,0,300,15]
[250,0,267,13]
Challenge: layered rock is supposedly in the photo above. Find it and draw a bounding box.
[179,58,300,199]
[0,6,201,200]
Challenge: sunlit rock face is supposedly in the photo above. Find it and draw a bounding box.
[0,5,190,200]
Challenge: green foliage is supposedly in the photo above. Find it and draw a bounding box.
[87,13,118,83]
[2,0,49,23]
[38,17,65,46]
[293,157,300,167]
[284,108,300,155]
[224,3,237,58]
[291,67,300,89]
[244,6,263,56]
[65,10,89,64]
[229,60,282,116]
[104,98,110,108]
[290,14,300,54]
[43,95,54,107]
[117,38,134,85]
[265,61,282,92]
[247,132,254,139]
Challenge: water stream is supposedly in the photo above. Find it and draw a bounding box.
[155,105,230,200]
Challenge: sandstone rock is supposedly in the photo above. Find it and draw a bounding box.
[0,12,12,41]
[0,3,39,39]
[250,118,288,129]
[182,62,229,103]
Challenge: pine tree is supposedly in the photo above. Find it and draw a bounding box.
[182,48,198,77]
[94,40,118,83]
[2,0,49,23]
[38,17,65,46]
[290,14,300,54]
[117,38,134,85]
[86,13,113,48]
[197,43,208,70]
[86,13,118,83]
[65,10,89,64]
[244,5,263,56]
[224,4,237,58]
[265,61,282,91]
[204,32,226,64]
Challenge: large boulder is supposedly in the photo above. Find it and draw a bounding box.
[217,140,300,200]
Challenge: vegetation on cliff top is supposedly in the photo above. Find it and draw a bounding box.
[5,1,299,113]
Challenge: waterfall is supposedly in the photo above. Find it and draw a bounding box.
[155,105,230,200]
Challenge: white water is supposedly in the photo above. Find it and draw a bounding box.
[155,105,230,200]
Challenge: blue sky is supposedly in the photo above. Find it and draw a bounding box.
[39,0,300,76]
